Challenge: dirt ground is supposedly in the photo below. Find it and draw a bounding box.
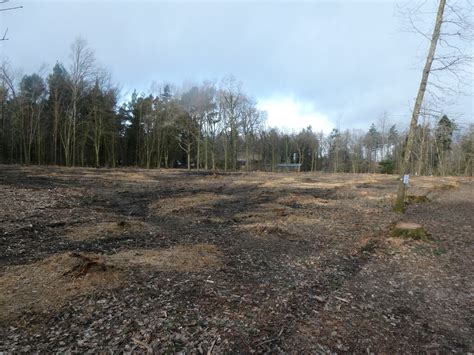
[0,165,472,353]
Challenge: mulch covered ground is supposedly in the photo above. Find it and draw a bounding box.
[0,165,472,353]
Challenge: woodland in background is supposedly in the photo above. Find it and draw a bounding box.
[0,38,472,176]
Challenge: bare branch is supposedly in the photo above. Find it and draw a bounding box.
[0,5,22,11]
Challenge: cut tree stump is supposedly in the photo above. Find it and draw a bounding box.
[392,222,432,241]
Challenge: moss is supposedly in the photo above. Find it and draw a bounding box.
[394,194,430,212]
[393,200,406,213]
[412,244,431,256]
[433,247,447,256]
[406,195,431,204]
[391,226,433,241]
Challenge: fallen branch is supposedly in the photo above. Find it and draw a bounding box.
[334,296,350,303]
[132,337,153,353]
[64,252,108,277]
[207,337,217,354]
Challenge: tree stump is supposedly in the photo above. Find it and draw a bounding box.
[392,222,432,241]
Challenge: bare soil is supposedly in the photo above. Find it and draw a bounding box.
[0,165,472,353]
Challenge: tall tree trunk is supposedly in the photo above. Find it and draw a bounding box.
[36,116,41,165]
[72,92,77,167]
[195,120,201,171]
[394,0,446,212]
[271,147,275,172]
[187,143,191,170]
[52,101,59,164]
[204,134,209,170]
[111,134,116,168]
[245,136,250,172]
[223,135,228,172]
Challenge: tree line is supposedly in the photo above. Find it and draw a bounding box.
[0,38,472,175]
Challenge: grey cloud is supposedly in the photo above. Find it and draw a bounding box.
[1,0,472,128]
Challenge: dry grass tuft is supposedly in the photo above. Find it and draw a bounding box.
[0,253,122,322]
[0,243,222,322]
[149,193,230,214]
[406,195,431,204]
[244,223,287,236]
[277,193,330,207]
[432,183,458,191]
[110,243,222,272]
[64,220,153,241]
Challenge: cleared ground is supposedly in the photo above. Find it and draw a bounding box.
[0,165,472,353]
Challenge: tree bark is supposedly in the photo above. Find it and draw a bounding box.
[394,0,446,212]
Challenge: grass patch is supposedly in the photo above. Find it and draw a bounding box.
[433,247,448,256]
[432,183,457,191]
[406,195,431,204]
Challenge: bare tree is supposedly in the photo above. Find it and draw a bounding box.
[180,82,217,170]
[176,108,196,170]
[394,0,447,212]
[88,69,117,167]
[219,76,242,171]
[68,37,96,166]
[394,0,473,207]
[240,96,264,171]
[0,0,23,42]
[18,73,46,164]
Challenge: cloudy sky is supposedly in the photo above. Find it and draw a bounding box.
[0,0,472,132]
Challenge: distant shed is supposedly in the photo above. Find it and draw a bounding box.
[276,163,302,172]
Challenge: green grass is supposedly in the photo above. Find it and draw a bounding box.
[406,195,431,204]
[391,226,433,241]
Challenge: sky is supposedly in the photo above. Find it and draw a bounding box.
[0,0,472,133]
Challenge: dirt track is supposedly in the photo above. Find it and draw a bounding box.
[0,165,472,353]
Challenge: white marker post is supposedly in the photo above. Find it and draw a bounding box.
[403,174,409,185]
[402,174,409,204]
